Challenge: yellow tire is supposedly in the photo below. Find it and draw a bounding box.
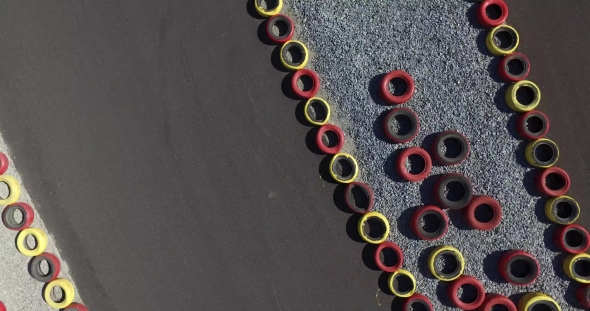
[0,175,21,205]
[16,227,48,257]
[545,196,580,225]
[304,97,331,126]
[329,153,358,183]
[564,253,590,284]
[486,25,519,56]
[518,292,561,311]
[357,211,390,244]
[44,278,75,309]
[388,269,416,298]
[428,245,465,281]
[505,80,541,112]
[253,0,282,18]
[280,40,309,71]
[525,138,558,168]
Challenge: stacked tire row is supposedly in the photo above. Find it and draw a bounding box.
[0,152,87,310]
[477,0,588,309]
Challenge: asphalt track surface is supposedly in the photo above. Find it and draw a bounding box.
[0,1,588,310]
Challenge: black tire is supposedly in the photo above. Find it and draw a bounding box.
[432,131,469,166]
[434,173,473,210]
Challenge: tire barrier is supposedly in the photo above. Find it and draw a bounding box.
[395,147,432,182]
[29,252,61,282]
[0,152,9,175]
[403,293,433,311]
[357,211,390,244]
[291,69,320,99]
[545,196,580,225]
[411,205,448,241]
[16,227,48,257]
[564,253,590,284]
[477,0,509,28]
[0,175,21,206]
[379,70,415,105]
[478,293,517,311]
[316,124,344,155]
[447,275,485,310]
[304,97,330,126]
[498,250,539,286]
[428,245,465,281]
[44,278,75,309]
[388,269,416,298]
[577,284,590,309]
[536,167,570,197]
[374,241,403,273]
[486,25,519,56]
[498,53,530,83]
[64,303,89,311]
[266,14,294,44]
[432,131,469,166]
[525,138,559,168]
[253,0,283,18]
[2,202,34,230]
[280,40,308,70]
[554,224,590,254]
[505,80,541,112]
[518,292,561,311]
[329,153,358,183]
[517,110,549,140]
[434,173,473,210]
[463,195,502,231]
[344,182,374,214]
[382,107,419,143]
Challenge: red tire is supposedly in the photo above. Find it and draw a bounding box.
[2,202,35,230]
[517,110,549,140]
[498,53,530,83]
[0,301,5,311]
[498,250,539,286]
[411,205,448,241]
[463,196,502,231]
[577,284,590,309]
[344,182,374,214]
[316,124,344,154]
[379,70,415,105]
[447,275,486,310]
[382,107,420,143]
[536,167,571,197]
[0,152,8,175]
[478,294,516,311]
[265,14,294,44]
[403,293,434,311]
[477,0,509,28]
[30,252,61,282]
[64,303,89,311]
[374,241,404,272]
[395,147,432,182]
[554,224,590,254]
[291,69,320,99]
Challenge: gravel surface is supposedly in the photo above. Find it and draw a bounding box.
[0,133,82,310]
[285,0,575,309]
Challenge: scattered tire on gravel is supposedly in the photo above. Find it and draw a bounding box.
[434,173,473,210]
[428,245,465,281]
[396,147,432,182]
[498,250,539,286]
[447,275,486,310]
[411,206,448,241]
[403,293,433,311]
[478,293,517,311]
[463,195,502,231]
[379,70,415,105]
[432,131,469,166]
[518,293,561,311]
[382,107,419,143]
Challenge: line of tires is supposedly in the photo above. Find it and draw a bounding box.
[0,153,86,310]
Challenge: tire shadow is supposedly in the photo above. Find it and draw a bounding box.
[465,2,483,30]
[305,127,323,155]
[487,56,504,83]
[419,174,442,206]
[362,244,380,271]
[333,184,353,214]
[396,205,421,240]
[552,252,570,281]
[417,245,438,279]
[515,140,531,168]
[483,250,507,284]
[493,83,512,113]
[543,224,560,252]
[522,167,540,197]
[271,45,289,72]
[369,73,389,106]
[246,0,264,20]
[534,197,551,224]
[319,155,338,184]
[345,213,364,243]
[257,20,274,46]
[436,280,455,308]
[373,109,392,144]
[384,149,405,183]
[295,100,310,126]
[378,271,393,295]
[447,208,471,231]
[506,113,520,140]
[281,72,299,100]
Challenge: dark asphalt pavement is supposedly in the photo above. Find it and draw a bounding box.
[0,1,587,310]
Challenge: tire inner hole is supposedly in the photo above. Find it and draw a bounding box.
[271,20,288,37]
[387,77,408,97]
[545,172,566,191]
[493,30,515,49]
[12,208,24,225]
[510,258,532,279]
[565,229,585,248]
[516,85,535,106]
[526,115,544,134]
[534,143,555,163]
[491,304,510,311]
[297,74,314,92]
[333,158,353,179]
[393,274,413,294]
[485,3,502,20]
[349,186,370,212]
[441,137,463,159]
[379,247,399,267]
[0,181,9,200]
[409,302,429,311]
[421,213,441,234]
[556,201,574,219]
[389,114,413,136]
[531,304,552,311]
[436,253,458,275]
[25,234,38,250]
[507,58,526,76]
[574,259,590,278]
[474,204,495,223]
[50,285,65,303]
[307,100,327,122]
[444,181,466,202]
[321,130,339,148]
[38,259,51,276]
[363,217,385,240]
[286,45,303,64]
[258,0,277,11]
[405,154,426,175]
[457,283,478,304]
